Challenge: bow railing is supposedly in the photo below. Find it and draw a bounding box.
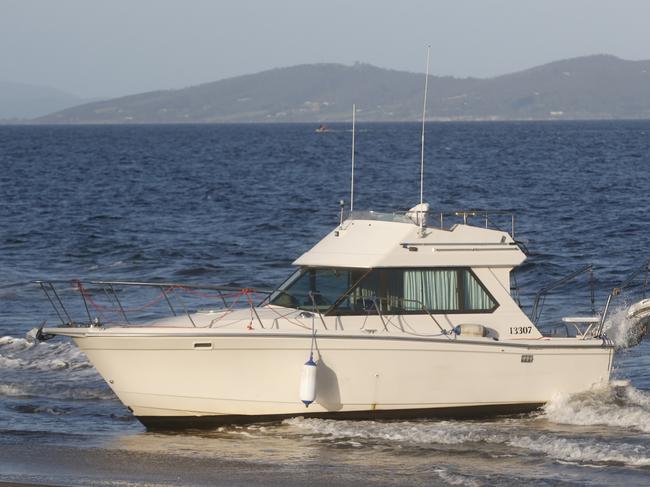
[34,279,273,328]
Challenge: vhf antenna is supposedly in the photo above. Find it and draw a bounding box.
[350,103,356,212]
[420,45,430,209]
[418,46,431,236]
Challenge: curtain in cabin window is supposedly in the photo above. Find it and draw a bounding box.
[463,271,495,310]
[403,270,459,311]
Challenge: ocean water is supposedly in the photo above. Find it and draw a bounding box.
[1,122,650,486]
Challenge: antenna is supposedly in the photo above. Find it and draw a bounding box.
[420,45,431,208]
[350,103,356,212]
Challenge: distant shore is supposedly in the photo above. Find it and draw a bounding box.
[4,117,650,127]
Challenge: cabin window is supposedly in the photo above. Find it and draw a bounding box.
[269,267,365,311]
[403,270,459,311]
[462,270,496,311]
[270,267,497,314]
[333,268,497,315]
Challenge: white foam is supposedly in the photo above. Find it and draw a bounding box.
[510,435,650,466]
[0,383,28,397]
[433,468,483,487]
[543,381,650,434]
[284,416,650,467]
[0,334,93,375]
[284,417,495,445]
[0,382,111,401]
[0,355,25,368]
[0,335,35,351]
[64,388,115,401]
[602,306,638,348]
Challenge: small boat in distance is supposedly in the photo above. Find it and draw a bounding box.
[315,124,332,133]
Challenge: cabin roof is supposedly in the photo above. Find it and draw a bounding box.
[294,211,526,269]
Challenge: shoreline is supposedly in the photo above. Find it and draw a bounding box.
[0,440,403,487]
[1,484,60,487]
[0,484,60,487]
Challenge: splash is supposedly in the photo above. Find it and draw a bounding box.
[0,335,91,372]
[543,380,650,434]
[0,335,35,351]
[602,301,650,349]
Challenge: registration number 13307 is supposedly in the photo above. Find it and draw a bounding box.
[509,326,532,335]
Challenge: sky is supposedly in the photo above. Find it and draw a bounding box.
[2,0,649,99]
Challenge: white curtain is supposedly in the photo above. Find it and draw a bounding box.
[403,270,458,311]
[463,271,494,310]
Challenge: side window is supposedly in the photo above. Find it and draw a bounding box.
[403,269,459,311]
[337,269,381,312]
[462,270,496,311]
[331,268,497,314]
[315,269,358,307]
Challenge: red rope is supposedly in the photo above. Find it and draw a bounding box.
[177,287,245,300]
[72,281,264,319]
[73,281,174,314]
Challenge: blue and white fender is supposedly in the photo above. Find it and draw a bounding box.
[299,355,318,407]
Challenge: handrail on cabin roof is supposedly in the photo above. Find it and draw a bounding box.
[345,208,517,239]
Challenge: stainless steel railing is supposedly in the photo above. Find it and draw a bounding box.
[344,208,518,239]
[34,279,273,328]
[268,288,452,336]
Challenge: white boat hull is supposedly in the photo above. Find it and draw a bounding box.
[69,331,614,428]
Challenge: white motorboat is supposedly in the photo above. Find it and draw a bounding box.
[33,58,646,429]
[36,206,626,429]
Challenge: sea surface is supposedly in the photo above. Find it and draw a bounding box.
[1,121,650,486]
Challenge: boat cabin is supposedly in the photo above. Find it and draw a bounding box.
[268,206,540,339]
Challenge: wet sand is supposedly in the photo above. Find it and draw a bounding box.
[0,442,410,487]
[1,484,62,487]
[0,484,60,487]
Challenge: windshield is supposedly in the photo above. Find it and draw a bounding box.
[269,268,366,311]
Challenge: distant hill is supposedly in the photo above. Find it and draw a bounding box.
[36,55,650,123]
[0,81,84,121]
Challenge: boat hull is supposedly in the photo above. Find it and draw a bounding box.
[137,402,545,430]
[68,331,614,429]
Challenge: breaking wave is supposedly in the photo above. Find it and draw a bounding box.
[509,434,650,467]
[284,417,489,445]
[0,381,113,401]
[282,380,650,467]
[0,383,28,397]
[0,334,113,405]
[432,468,482,487]
[284,399,650,467]
[543,380,650,434]
[0,335,92,372]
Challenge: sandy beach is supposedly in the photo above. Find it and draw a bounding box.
[0,483,59,487]
[1,484,59,487]
[0,440,409,487]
